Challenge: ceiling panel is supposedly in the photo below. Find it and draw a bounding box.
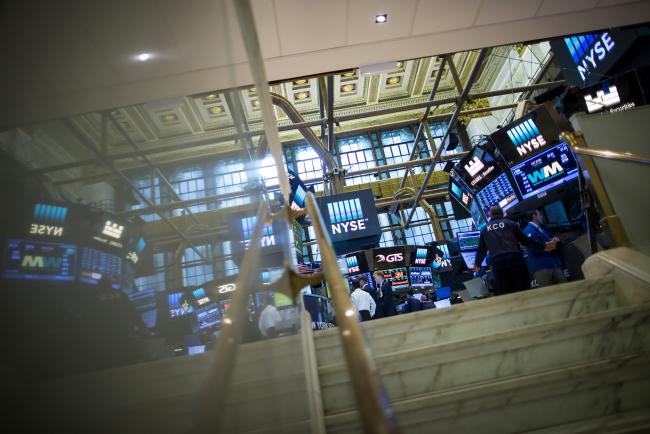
[537,0,599,16]
[274,0,348,55]
[412,0,482,35]
[475,0,543,26]
[347,0,418,45]
[597,0,647,5]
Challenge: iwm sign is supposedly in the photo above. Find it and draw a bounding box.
[317,189,380,254]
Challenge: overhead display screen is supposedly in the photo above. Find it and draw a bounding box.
[510,141,579,200]
[372,247,407,270]
[2,239,77,281]
[344,251,369,275]
[455,147,501,193]
[196,303,222,329]
[475,172,519,218]
[316,189,381,249]
[457,231,487,269]
[380,267,409,290]
[448,172,474,211]
[431,247,453,273]
[79,247,123,289]
[168,292,194,318]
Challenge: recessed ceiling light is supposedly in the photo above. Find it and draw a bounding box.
[375,14,387,24]
[136,52,152,62]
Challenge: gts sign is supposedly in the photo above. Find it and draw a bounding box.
[527,161,564,185]
[375,253,403,263]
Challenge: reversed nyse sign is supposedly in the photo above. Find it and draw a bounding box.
[29,203,68,238]
[241,216,276,248]
[564,32,615,83]
[327,198,367,235]
[507,118,547,157]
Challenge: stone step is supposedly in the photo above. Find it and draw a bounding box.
[316,277,617,366]
[319,304,650,414]
[324,353,650,434]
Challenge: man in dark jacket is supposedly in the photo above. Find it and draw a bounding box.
[473,206,557,295]
[359,277,378,306]
[523,209,566,287]
[372,271,397,318]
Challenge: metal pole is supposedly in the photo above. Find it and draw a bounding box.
[60,119,208,263]
[404,48,488,227]
[305,193,400,434]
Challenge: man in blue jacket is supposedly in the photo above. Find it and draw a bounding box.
[523,209,566,287]
[473,206,557,295]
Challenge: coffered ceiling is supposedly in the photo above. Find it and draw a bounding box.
[1,0,649,129]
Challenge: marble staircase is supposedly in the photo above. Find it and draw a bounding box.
[317,248,650,433]
[24,248,650,433]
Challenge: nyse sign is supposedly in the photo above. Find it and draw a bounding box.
[332,219,367,235]
[564,32,616,83]
[29,224,63,237]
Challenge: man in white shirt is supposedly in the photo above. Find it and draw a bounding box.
[350,279,376,321]
[258,293,282,337]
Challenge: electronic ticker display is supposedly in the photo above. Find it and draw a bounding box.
[381,267,409,290]
[475,172,519,218]
[79,247,123,289]
[408,267,433,288]
[510,141,579,200]
[2,239,77,281]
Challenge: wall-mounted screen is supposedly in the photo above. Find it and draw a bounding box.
[455,147,501,193]
[408,267,433,288]
[510,141,579,200]
[381,267,409,290]
[2,239,77,281]
[475,172,519,218]
[79,247,123,289]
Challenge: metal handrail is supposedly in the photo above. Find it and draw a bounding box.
[572,146,650,166]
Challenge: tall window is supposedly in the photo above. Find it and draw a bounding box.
[436,201,474,240]
[131,174,161,221]
[337,134,376,185]
[214,159,250,208]
[170,167,207,216]
[182,245,213,287]
[135,252,167,291]
[380,128,427,178]
[402,207,437,245]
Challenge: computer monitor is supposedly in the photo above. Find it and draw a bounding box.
[544,200,570,227]
[79,247,123,289]
[435,286,452,300]
[2,239,77,282]
[196,303,221,329]
[510,141,579,200]
[408,267,433,288]
[380,267,409,290]
[456,231,487,269]
[475,172,519,218]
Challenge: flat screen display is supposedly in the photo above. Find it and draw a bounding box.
[168,292,194,318]
[381,267,409,290]
[196,303,221,329]
[510,141,579,200]
[344,251,370,274]
[79,247,123,289]
[435,286,452,300]
[2,239,77,281]
[544,200,570,227]
[456,231,487,268]
[373,247,407,270]
[192,287,211,306]
[475,172,519,218]
[408,267,433,288]
[456,147,501,193]
[348,272,375,291]
[316,189,381,244]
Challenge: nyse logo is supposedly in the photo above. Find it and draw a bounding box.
[464,157,485,178]
[507,119,547,157]
[585,85,621,113]
[21,255,62,269]
[414,248,428,265]
[564,32,616,82]
[102,221,124,239]
[527,161,564,185]
[218,283,236,294]
[327,198,368,235]
[126,251,139,264]
[346,256,360,273]
[376,253,403,263]
[30,204,67,238]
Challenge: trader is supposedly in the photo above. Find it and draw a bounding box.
[473,206,557,295]
[523,209,567,287]
[373,271,397,318]
[350,278,376,321]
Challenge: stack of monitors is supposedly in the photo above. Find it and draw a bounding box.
[475,172,519,217]
[457,231,487,269]
[380,268,409,290]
